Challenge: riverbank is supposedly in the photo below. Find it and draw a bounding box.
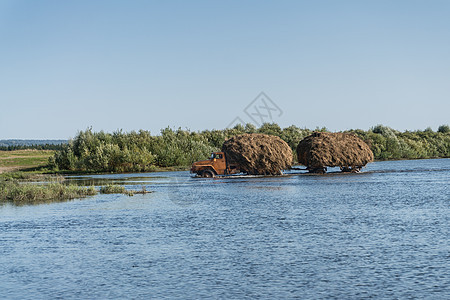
[0,149,191,175]
[0,180,97,205]
[0,166,153,205]
[1,148,448,179]
[0,177,152,206]
[3,124,449,174]
[0,150,54,174]
[50,125,450,173]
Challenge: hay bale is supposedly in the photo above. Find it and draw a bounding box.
[296,132,373,171]
[222,134,292,175]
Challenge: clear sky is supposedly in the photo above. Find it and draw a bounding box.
[1,0,449,139]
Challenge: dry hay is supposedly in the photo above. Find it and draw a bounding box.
[222,134,292,175]
[296,132,373,171]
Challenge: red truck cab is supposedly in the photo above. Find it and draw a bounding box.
[190,152,240,177]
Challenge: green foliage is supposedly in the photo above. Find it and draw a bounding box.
[52,128,157,172]
[150,127,216,167]
[350,125,450,160]
[100,184,128,194]
[51,124,450,173]
[99,184,151,196]
[0,140,66,151]
[0,171,64,182]
[0,144,64,151]
[258,123,282,136]
[280,125,311,150]
[438,124,450,133]
[0,179,97,205]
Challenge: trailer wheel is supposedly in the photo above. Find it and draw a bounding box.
[201,170,214,178]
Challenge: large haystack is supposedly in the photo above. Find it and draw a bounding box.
[297,132,373,172]
[222,134,292,175]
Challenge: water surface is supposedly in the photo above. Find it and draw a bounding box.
[1,159,449,299]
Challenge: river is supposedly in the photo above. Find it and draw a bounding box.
[1,159,449,299]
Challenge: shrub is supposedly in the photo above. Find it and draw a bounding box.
[438,124,450,133]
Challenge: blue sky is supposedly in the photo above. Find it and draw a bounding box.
[1,0,449,139]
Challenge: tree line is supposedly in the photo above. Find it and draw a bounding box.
[0,144,65,151]
[0,139,66,150]
[49,124,450,173]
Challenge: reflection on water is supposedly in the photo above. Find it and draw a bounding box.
[0,159,449,299]
[65,174,170,187]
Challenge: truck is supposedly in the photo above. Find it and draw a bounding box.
[190,152,240,178]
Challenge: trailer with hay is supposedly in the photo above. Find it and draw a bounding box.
[296,132,374,173]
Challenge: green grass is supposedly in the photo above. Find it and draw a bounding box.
[100,184,152,196]
[0,179,152,205]
[0,180,97,206]
[0,171,64,182]
[0,150,54,172]
[0,168,153,205]
[100,184,128,194]
[0,150,54,158]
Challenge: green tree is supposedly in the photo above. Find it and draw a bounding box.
[438,124,450,133]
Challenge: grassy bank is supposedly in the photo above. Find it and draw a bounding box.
[100,184,152,196]
[0,180,97,205]
[0,178,152,205]
[0,150,54,173]
[2,124,449,175]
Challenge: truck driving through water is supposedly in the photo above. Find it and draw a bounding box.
[190,152,240,177]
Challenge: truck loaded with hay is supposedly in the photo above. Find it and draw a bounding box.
[190,134,293,177]
[190,132,374,177]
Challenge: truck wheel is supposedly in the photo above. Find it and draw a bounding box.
[309,167,326,174]
[201,170,214,178]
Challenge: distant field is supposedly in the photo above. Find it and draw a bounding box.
[0,150,54,173]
